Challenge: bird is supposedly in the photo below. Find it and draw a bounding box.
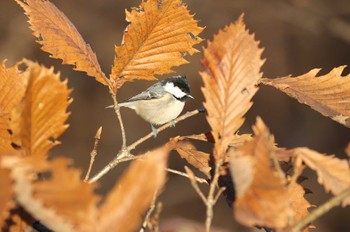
[108,75,193,137]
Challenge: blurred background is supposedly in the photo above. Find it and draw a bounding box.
[1,0,350,231]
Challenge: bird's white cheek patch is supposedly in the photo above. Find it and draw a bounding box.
[164,82,187,98]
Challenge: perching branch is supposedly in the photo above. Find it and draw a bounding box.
[88,109,202,183]
[290,186,350,232]
[84,126,102,182]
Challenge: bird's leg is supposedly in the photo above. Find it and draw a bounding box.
[169,120,176,127]
[151,124,159,138]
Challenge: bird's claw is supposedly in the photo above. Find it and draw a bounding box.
[151,125,159,138]
[169,120,176,127]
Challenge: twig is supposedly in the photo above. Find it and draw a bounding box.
[88,153,147,183]
[140,191,158,232]
[290,186,350,232]
[270,151,285,179]
[167,168,208,184]
[128,109,201,150]
[205,158,223,232]
[84,127,102,182]
[289,156,304,189]
[88,109,201,183]
[185,166,208,203]
[110,90,127,150]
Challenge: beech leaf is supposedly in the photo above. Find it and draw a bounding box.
[10,61,72,158]
[0,61,28,155]
[15,0,109,86]
[2,156,99,232]
[98,146,169,232]
[0,167,14,229]
[294,147,350,206]
[261,66,350,127]
[200,15,264,159]
[169,137,210,177]
[111,0,203,87]
[230,118,293,228]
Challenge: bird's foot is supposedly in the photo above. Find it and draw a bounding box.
[169,120,176,127]
[151,125,159,138]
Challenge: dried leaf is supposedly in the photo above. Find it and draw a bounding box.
[288,183,312,231]
[0,166,14,229]
[10,61,72,157]
[2,156,99,232]
[200,15,264,159]
[230,118,293,228]
[1,207,35,232]
[169,137,210,176]
[98,146,169,232]
[294,147,350,206]
[111,0,203,87]
[16,0,108,86]
[346,142,350,158]
[0,61,28,155]
[261,66,350,127]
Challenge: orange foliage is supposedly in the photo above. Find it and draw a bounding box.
[200,15,264,159]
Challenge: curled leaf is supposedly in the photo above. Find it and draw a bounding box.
[111,0,203,88]
[15,0,108,86]
[262,66,350,127]
[10,61,72,158]
[200,15,264,159]
[230,118,293,228]
[169,137,210,177]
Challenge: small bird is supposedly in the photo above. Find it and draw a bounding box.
[109,75,193,137]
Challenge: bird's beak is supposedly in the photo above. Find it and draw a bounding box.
[105,105,114,109]
[187,94,194,99]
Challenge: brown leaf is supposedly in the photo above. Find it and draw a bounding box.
[2,156,99,232]
[15,0,108,86]
[169,137,210,176]
[261,66,350,127]
[0,166,14,229]
[294,147,350,206]
[98,146,169,232]
[200,15,264,159]
[288,183,312,231]
[110,0,203,87]
[0,60,28,155]
[230,118,293,228]
[10,61,72,158]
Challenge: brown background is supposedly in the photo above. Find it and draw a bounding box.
[1,0,350,231]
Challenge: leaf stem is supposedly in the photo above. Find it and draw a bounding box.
[110,90,127,150]
[290,186,350,232]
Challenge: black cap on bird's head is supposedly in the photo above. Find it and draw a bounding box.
[162,75,193,101]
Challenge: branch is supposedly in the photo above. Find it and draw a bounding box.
[110,89,127,150]
[167,168,208,184]
[88,109,201,183]
[84,126,102,182]
[139,191,158,232]
[290,186,350,232]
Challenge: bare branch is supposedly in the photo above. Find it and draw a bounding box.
[167,168,208,184]
[84,126,102,182]
[139,191,158,232]
[291,186,350,232]
[185,166,208,203]
[88,109,201,183]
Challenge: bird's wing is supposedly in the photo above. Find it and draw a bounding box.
[124,83,165,102]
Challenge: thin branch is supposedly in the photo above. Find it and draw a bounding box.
[290,186,350,232]
[128,109,201,150]
[84,126,102,182]
[110,90,127,150]
[213,187,226,204]
[140,191,158,232]
[205,158,223,232]
[88,153,147,183]
[167,168,208,184]
[185,166,208,203]
[270,151,285,179]
[88,109,201,183]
